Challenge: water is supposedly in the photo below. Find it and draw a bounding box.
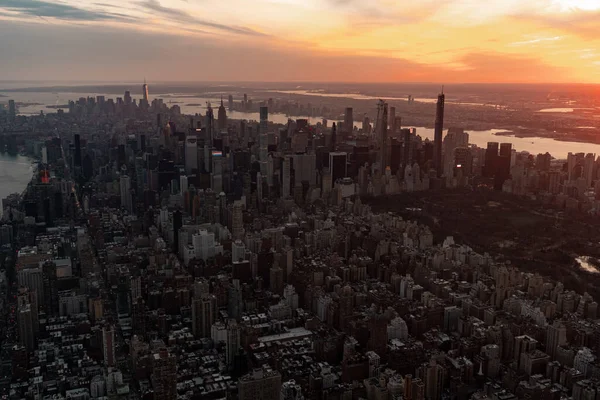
[2,90,600,159]
[0,154,34,215]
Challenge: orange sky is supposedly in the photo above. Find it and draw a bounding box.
[1,0,600,83]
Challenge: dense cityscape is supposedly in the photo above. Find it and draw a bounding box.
[0,81,600,400]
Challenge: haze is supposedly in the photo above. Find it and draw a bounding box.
[1,0,600,83]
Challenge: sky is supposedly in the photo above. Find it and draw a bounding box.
[1,0,600,83]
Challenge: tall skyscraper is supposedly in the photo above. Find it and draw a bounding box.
[205,106,214,148]
[120,175,133,213]
[282,156,291,198]
[226,319,241,369]
[331,123,337,152]
[259,107,269,176]
[192,295,217,338]
[124,91,132,105]
[74,134,82,168]
[484,142,499,177]
[185,137,198,174]
[152,348,177,400]
[42,261,58,316]
[218,97,227,132]
[344,107,353,133]
[434,91,445,177]
[8,99,16,121]
[102,325,116,367]
[228,94,234,111]
[389,106,396,134]
[377,101,389,169]
[546,321,567,360]
[232,202,244,240]
[329,152,348,187]
[142,79,149,102]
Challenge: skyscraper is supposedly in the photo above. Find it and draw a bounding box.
[8,99,16,121]
[192,295,217,338]
[142,79,149,102]
[74,134,82,168]
[228,94,234,111]
[546,321,567,360]
[344,107,353,133]
[102,325,116,367]
[378,101,389,169]
[282,156,291,198]
[434,91,445,177]
[120,175,133,213]
[330,122,337,152]
[232,202,244,240]
[152,348,177,400]
[329,152,348,187]
[205,106,214,147]
[259,107,269,176]
[185,137,198,174]
[218,97,227,132]
[226,319,241,369]
[389,106,396,134]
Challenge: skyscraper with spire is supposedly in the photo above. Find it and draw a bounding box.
[434,88,445,177]
[377,100,389,170]
[218,97,227,132]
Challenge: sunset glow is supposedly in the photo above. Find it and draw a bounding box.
[1,0,600,82]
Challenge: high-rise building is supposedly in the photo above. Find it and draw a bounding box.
[239,366,282,400]
[329,152,348,187]
[442,128,469,178]
[418,360,445,400]
[434,91,445,177]
[218,97,227,132]
[377,101,389,169]
[232,202,244,240]
[142,80,149,102]
[120,175,133,213]
[74,134,82,168]
[17,288,38,352]
[226,319,241,369]
[192,295,217,338]
[330,123,337,152]
[185,137,198,174]
[8,99,16,121]
[205,106,214,148]
[389,106,396,134]
[102,325,116,367]
[228,94,234,111]
[344,107,353,133]
[546,321,567,360]
[124,91,132,105]
[42,261,58,316]
[18,304,35,352]
[484,142,499,177]
[282,156,291,198]
[152,348,177,400]
[259,107,269,176]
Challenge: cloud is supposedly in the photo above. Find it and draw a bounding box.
[511,36,562,46]
[0,0,135,21]
[139,0,268,36]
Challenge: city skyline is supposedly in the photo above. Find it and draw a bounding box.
[1,0,600,83]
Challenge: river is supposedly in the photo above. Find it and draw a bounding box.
[2,89,600,159]
[0,154,33,216]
